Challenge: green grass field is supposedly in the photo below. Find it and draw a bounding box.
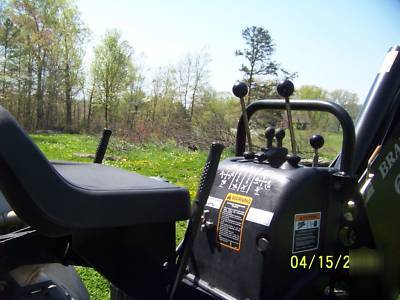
[31,131,342,299]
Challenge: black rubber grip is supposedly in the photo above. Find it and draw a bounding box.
[94,128,112,164]
[196,141,224,200]
[190,141,224,232]
[169,141,224,300]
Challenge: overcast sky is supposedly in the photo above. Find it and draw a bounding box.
[75,0,400,103]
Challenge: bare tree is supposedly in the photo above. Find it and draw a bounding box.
[175,51,210,121]
[91,30,132,128]
[177,53,192,109]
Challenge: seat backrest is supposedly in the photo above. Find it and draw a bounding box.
[0,106,70,236]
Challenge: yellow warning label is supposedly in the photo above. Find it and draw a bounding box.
[225,193,253,205]
[217,193,253,251]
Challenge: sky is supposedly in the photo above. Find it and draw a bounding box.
[75,0,400,103]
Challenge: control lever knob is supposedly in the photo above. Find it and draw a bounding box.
[310,134,324,167]
[277,79,295,98]
[310,134,325,149]
[232,81,249,98]
[265,126,275,148]
[277,79,297,159]
[233,81,252,152]
[275,128,285,148]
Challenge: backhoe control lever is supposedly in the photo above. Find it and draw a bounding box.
[310,134,324,167]
[233,81,253,153]
[277,80,297,155]
[256,127,288,167]
[94,128,112,164]
[169,141,224,300]
[265,126,275,148]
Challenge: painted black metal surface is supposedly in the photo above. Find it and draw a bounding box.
[360,118,400,298]
[341,45,400,177]
[187,158,342,299]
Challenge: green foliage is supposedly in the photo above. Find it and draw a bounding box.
[75,267,110,300]
[0,0,88,131]
[235,26,296,103]
[296,85,328,99]
[294,85,360,133]
[1,12,359,153]
[32,133,98,161]
[191,93,240,148]
[91,30,132,128]
[329,89,360,126]
[235,26,277,78]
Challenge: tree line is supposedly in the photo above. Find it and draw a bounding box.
[0,0,360,149]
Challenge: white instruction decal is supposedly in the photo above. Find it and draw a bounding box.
[292,212,321,253]
[205,196,223,209]
[246,207,274,227]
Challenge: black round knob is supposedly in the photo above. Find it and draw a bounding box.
[265,126,275,140]
[265,126,275,148]
[232,81,249,98]
[277,79,295,98]
[309,134,325,149]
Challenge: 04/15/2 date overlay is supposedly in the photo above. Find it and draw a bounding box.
[290,255,350,269]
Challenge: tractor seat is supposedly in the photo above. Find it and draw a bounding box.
[0,106,190,237]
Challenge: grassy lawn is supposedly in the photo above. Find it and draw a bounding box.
[31,131,342,299]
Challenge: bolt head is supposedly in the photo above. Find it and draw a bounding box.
[343,200,358,222]
[256,237,270,252]
[343,212,354,222]
[339,226,356,247]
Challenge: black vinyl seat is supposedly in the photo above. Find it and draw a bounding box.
[0,106,190,237]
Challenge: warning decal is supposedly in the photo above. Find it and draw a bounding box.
[217,193,253,251]
[292,212,321,253]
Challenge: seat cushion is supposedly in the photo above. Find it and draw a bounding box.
[53,161,176,191]
[48,161,191,227]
